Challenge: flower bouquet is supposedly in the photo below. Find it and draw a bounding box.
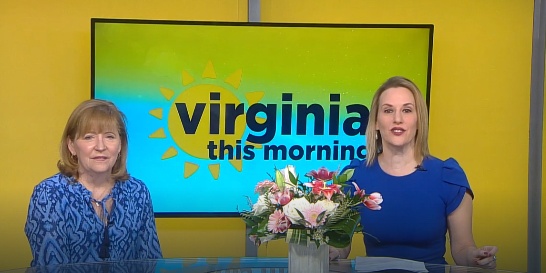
[240,165,382,272]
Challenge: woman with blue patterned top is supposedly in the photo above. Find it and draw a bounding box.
[25,99,163,267]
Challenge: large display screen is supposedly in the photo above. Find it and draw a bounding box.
[92,19,433,216]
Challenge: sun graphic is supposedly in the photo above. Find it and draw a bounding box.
[148,61,264,180]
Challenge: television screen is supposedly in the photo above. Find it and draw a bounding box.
[92,19,433,216]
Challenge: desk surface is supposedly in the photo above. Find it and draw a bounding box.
[3,258,524,273]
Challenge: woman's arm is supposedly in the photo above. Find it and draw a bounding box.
[25,184,70,266]
[138,188,163,259]
[447,192,498,268]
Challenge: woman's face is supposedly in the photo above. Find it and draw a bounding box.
[376,87,418,150]
[68,127,121,179]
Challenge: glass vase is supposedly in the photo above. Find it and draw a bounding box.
[288,242,329,273]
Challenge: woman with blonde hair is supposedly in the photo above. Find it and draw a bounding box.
[330,76,498,269]
[25,99,162,266]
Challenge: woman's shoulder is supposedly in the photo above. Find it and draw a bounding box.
[423,156,468,181]
[35,173,72,190]
[339,158,370,184]
[30,173,74,201]
[117,175,151,192]
[341,158,366,171]
[422,156,464,171]
[424,155,473,196]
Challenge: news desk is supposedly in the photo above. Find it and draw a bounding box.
[2,258,524,273]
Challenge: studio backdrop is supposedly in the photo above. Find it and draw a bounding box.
[92,19,433,216]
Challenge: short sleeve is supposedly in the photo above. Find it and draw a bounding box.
[442,158,473,215]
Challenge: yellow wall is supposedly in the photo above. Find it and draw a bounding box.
[0,0,534,272]
[259,1,533,272]
[0,0,247,270]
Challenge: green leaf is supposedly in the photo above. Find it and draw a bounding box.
[286,229,310,246]
[316,211,326,225]
[363,231,381,242]
[327,214,360,235]
[354,225,363,233]
[288,171,298,185]
[336,173,347,184]
[244,196,253,208]
[296,219,313,227]
[242,218,255,227]
[257,218,269,234]
[325,231,351,248]
[295,208,305,221]
[293,210,313,227]
[275,169,285,190]
[332,174,339,184]
[342,168,354,181]
[249,225,259,235]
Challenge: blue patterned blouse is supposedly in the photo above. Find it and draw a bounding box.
[25,173,163,267]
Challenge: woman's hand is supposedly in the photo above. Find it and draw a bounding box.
[329,246,341,261]
[470,246,498,269]
[329,245,352,261]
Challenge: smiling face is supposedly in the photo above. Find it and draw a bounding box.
[68,128,122,179]
[376,87,418,151]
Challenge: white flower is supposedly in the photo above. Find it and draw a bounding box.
[294,188,305,196]
[279,165,297,187]
[252,195,269,216]
[316,199,339,216]
[282,197,310,223]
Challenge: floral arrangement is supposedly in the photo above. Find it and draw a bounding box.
[240,165,383,248]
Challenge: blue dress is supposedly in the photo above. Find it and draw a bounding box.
[25,173,163,267]
[344,156,472,265]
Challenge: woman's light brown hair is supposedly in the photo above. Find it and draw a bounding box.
[57,99,129,181]
[365,76,430,166]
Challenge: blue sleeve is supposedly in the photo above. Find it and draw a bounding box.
[442,158,473,215]
[25,182,71,266]
[138,186,163,259]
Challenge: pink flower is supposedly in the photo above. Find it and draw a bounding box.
[303,180,342,200]
[270,188,294,206]
[269,183,279,193]
[364,192,383,210]
[301,203,327,228]
[352,182,366,199]
[249,235,260,246]
[305,167,338,181]
[303,180,324,195]
[267,209,291,233]
[254,180,276,194]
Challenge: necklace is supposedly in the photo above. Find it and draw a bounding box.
[79,178,114,204]
[91,186,112,202]
[91,190,111,206]
[91,194,114,226]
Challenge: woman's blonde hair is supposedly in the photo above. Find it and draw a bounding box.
[365,76,430,166]
[57,99,129,181]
